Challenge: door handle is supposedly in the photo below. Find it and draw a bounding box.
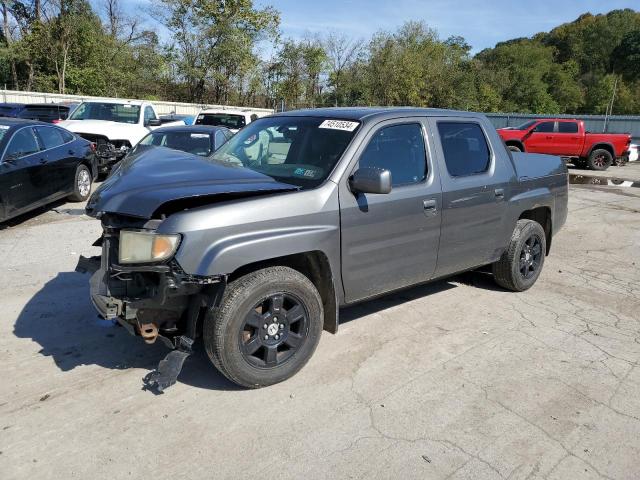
[545,136,553,140]
[68,149,75,155]
[495,188,505,199]
[422,199,437,214]
[39,158,47,164]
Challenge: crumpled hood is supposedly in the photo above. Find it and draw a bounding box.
[86,147,299,219]
[57,119,140,141]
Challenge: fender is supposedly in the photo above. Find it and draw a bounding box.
[586,142,615,158]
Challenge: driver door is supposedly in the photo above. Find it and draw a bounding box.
[339,120,442,303]
[2,127,49,214]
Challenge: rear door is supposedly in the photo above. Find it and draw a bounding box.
[554,121,582,155]
[428,117,512,277]
[1,127,49,213]
[525,121,556,153]
[34,126,76,195]
[339,119,442,302]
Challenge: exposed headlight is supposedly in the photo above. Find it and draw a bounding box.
[119,230,180,264]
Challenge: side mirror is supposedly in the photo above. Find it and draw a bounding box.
[146,118,162,127]
[349,167,392,194]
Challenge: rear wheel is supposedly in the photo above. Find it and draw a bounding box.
[204,266,323,388]
[587,149,613,171]
[492,219,546,292]
[507,145,522,153]
[68,164,92,202]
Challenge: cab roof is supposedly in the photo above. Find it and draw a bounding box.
[271,107,483,124]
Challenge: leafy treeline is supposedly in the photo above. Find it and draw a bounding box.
[1,1,639,114]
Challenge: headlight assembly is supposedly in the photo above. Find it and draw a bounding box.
[118,230,180,264]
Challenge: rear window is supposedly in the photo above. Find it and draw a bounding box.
[35,126,65,149]
[196,113,246,129]
[558,122,578,133]
[437,122,491,177]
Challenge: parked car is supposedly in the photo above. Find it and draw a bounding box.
[497,119,631,171]
[194,108,271,133]
[57,100,182,175]
[0,102,74,123]
[77,107,568,391]
[159,113,194,125]
[0,118,97,223]
[130,125,232,156]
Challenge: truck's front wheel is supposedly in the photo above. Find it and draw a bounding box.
[204,266,323,388]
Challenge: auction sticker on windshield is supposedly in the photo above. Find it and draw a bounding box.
[319,120,359,132]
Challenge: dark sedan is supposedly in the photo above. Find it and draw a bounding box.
[0,103,75,123]
[0,118,97,222]
[130,125,233,157]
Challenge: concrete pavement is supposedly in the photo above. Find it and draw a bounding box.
[1,176,639,479]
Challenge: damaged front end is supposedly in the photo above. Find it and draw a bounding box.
[76,214,225,392]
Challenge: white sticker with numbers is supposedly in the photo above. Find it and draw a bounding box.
[319,119,359,132]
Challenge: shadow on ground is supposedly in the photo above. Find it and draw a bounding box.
[13,269,501,391]
[13,270,239,392]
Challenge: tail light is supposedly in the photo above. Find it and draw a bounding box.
[52,119,61,124]
[90,142,97,152]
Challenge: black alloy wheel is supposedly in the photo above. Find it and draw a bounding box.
[239,293,309,368]
[519,234,543,280]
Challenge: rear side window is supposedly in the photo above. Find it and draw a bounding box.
[358,123,427,186]
[5,128,40,158]
[437,122,491,177]
[60,129,75,143]
[35,126,65,149]
[533,121,555,133]
[558,122,578,133]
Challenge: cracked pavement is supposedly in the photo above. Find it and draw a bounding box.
[1,167,640,479]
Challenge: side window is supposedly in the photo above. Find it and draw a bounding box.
[5,128,40,159]
[533,121,555,133]
[358,123,427,186]
[144,106,156,123]
[215,130,227,149]
[437,122,491,177]
[558,122,578,133]
[35,126,65,150]
[59,129,75,143]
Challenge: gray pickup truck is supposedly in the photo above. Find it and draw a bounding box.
[78,107,568,390]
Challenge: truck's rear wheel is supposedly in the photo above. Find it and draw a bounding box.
[492,219,546,292]
[587,149,613,171]
[507,145,522,153]
[204,266,323,388]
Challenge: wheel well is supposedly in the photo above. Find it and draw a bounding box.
[589,143,614,158]
[519,207,552,255]
[506,140,525,151]
[228,251,339,334]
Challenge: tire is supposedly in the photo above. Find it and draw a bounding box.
[587,149,613,171]
[68,164,92,202]
[204,266,323,388]
[492,219,546,292]
[507,145,522,153]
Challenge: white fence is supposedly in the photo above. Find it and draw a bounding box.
[0,89,274,116]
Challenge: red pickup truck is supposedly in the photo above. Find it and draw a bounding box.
[497,119,631,171]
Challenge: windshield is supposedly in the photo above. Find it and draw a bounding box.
[69,102,141,124]
[196,113,246,129]
[513,120,537,130]
[209,116,360,188]
[132,130,213,156]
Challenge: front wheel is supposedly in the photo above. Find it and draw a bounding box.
[492,219,546,292]
[204,266,323,388]
[68,164,92,202]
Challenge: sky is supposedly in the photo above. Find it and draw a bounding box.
[123,0,639,54]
